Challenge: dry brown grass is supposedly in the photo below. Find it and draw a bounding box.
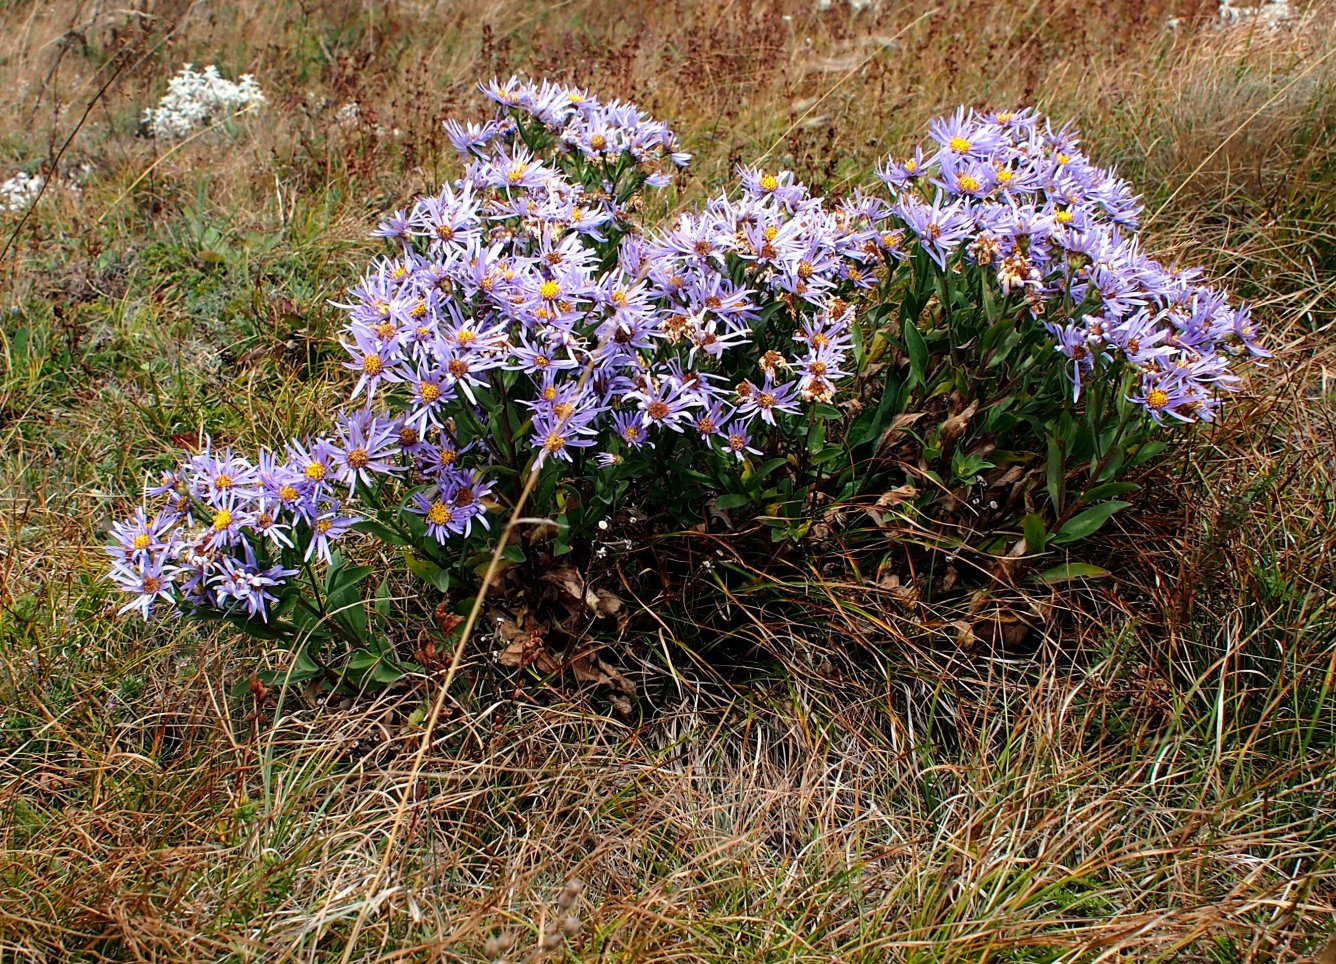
[2,0,1335,960]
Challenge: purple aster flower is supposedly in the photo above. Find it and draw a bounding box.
[108,554,178,620]
[188,445,260,505]
[372,210,413,243]
[735,375,802,426]
[720,422,763,461]
[928,107,1004,162]
[210,557,296,623]
[106,508,178,566]
[306,502,360,565]
[612,409,649,449]
[330,408,402,494]
[286,437,340,497]
[877,146,929,192]
[895,194,973,270]
[529,405,599,467]
[625,375,700,434]
[341,325,403,401]
[202,492,254,552]
[409,488,469,543]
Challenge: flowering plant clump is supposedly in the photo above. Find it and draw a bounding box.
[142,64,266,140]
[1,171,46,212]
[106,80,1266,690]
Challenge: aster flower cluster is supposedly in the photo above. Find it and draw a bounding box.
[142,64,266,140]
[101,411,398,621]
[339,78,887,535]
[877,106,1266,422]
[107,82,1266,629]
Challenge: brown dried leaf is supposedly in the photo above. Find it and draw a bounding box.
[940,399,980,441]
[496,633,561,673]
[875,484,920,508]
[877,411,925,453]
[569,648,635,697]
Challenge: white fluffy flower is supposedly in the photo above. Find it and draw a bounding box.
[1,171,45,212]
[142,63,266,140]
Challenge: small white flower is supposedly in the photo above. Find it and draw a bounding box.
[0,171,44,212]
[142,63,267,140]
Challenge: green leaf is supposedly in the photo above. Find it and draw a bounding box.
[1130,440,1169,468]
[1046,432,1064,509]
[405,552,452,592]
[1081,481,1140,503]
[713,493,752,511]
[352,519,411,548]
[1028,562,1112,585]
[904,318,928,387]
[1052,501,1129,545]
[807,420,826,454]
[1022,513,1048,555]
[754,457,789,482]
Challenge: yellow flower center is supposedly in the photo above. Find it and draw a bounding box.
[1055,209,1074,224]
[279,485,299,501]
[305,462,326,482]
[759,174,779,192]
[317,518,332,534]
[411,301,427,318]
[589,134,607,150]
[392,265,409,279]
[212,509,232,530]
[346,448,369,470]
[456,329,477,345]
[214,474,233,491]
[1056,152,1071,165]
[1146,389,1169,410]
[949,136,972,153]
[507,163,529,183]
[133,534,151,550]
[728,434,746,451]
[363,355,383,375]
[763,225,779,242]
[376,321,397,338]
[427,502,453,525]
[539,280,561,300]
[419,382,441,403]
[624,424,641,440]
[611,290,628,307]
[543,432,566,453]
[542,386,557,401]
[957,174,981,193]
[996,168,1014,184]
